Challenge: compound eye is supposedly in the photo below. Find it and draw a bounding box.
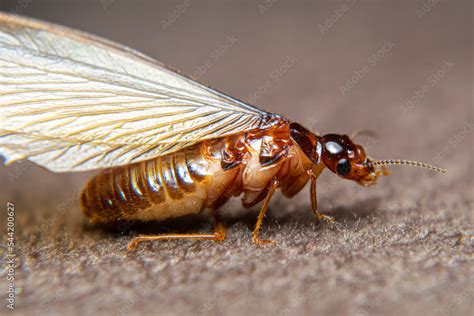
[336,159,351,176]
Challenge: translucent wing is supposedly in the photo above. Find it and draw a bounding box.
[0,13,278,172]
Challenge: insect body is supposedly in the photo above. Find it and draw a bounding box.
[81,121,326,245]
[0,13,446,250]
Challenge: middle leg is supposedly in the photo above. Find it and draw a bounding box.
[252,178,280,245]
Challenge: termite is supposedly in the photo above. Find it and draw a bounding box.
[0,13,446,250]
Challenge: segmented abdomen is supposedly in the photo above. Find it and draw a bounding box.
[81,144,214,223]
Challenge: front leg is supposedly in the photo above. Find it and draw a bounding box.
[308,170,334,223]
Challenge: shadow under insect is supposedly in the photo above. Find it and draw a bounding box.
[85,195,384,242]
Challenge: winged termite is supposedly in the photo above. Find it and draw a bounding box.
[0,13,447,250]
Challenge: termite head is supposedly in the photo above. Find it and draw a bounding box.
[319,133,447,186]
[319,133,384,186]
[290,123,447,186]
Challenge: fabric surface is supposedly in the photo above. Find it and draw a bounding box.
[0,1,472,315]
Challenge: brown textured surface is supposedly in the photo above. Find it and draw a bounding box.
[0,1,472,315]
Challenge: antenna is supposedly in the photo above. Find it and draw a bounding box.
[365,159,447,174]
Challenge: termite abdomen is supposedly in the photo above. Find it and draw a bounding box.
[80,144,225,224]
[82,164,151,223]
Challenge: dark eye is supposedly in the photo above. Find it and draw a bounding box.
[336,159,351,176]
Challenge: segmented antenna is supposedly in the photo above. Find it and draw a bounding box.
[365,159,447,174]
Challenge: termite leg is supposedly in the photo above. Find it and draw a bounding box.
[213,211,227,243]
[252,178,279,245]
[308,170,334,223]
[128,212,226,251]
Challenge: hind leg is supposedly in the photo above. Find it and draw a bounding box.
[128,212,226,250]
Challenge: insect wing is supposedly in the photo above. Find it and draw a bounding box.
[0,13,273,172]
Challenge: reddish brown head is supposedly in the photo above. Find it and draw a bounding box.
[319,133,383,186]
[290,123,446,186]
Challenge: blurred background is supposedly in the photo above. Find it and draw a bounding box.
[0,1,472,315]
